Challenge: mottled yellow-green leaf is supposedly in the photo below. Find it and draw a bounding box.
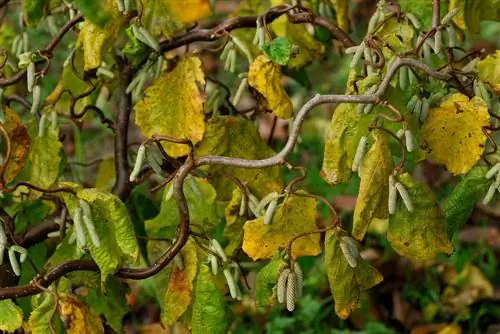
[255,257,288,309]
[242,193,321,260]
[146,177,218,240]
[134,56,206,157]
[421,93,489,175]
[95,157,116,190]
[376,16,414,55]
[29,292,57,334]
[325,229,383,319]
[78,0,128,71]
[195,116,283,200]
[142,0,211,40]
[353,131,393,240]
[223,188,245,255]
[59,294,104,334]
[477,50,500,95]
[161,239,198,326]
[191,264,232,334]
[388,173,453,263]
[449,0,466,29]
[0,300,23,332]
[270,0,324,69]
[329,0,349,31]
[23,0,49,27]
[59,183,140,289]
[248,54,293,119]
[464,0,500,34]
[1,106,29,184]
[18,118,61,199]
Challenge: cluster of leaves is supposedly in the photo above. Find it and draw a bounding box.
[0,0,499,333]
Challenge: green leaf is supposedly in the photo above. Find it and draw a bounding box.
[352,130,393,240]
[60,183,140,289]
[134,55,206,157]
[398,0,447,28]
[29,292,58,334]
[195,116,283,200]
[242,193,321,260]
[464,0,500,34]
[261,37,293,66]
[325,229,383,319]
[161,239,198,326]
[23,0,49,27]
[255,258,288,309]
[83,278,129,333]
[191,264,232,334]
[73,0,111,27]
[444,166,491,239]
[0,300,23,332]
[387,173,453,263]
[146,177,218,240]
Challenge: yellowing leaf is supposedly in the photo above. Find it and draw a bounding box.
[353,131,393,240]
[223,188,245,255]
[271,0,325,69]
[161,239,198,326]
[321,103,373,184]
[195,116,283,200]
[375,16,414,55]
[191,264,232,334]
[167,0,211,24]
[421,93,489,175]
[134,56,206,157]
[59,294,104,334]
[95,157,116,190]
[329,0,349,31]
[255,257,288,309]
[1,106,29,184]
[388,173,453,263]
[449,0,466,29]
[477,50,500,94]
[29,292,58,334]
[59,183,140,288]
[242,193,321,260]
[248,55,293,119]
[78,0,128,71]
[325,229,383,319]
[0,300,23,332]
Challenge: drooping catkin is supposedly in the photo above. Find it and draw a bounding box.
[264,198,278,225]
[352,136,368,172]
[293,262,304,298]
[8,248,20,276]
[483,183,497,205]
[349,41,365,69]
[388,175,397,214]
[30,85,41,114]
[485,163,500,180]
[441,8,459,25]
[10,245,27,263]
[340,237,358,268]
[395,182,414,212]
[129,144,146,182]
[73,207,86,249]
[211,239,228,262]
[223,268,239,299]
[404,129,415,152]
[285,272,297,312]
[277,268,290,304]
[27,62,35,93]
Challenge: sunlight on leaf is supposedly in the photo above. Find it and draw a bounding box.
[388,173,453,263]
[191,264,232,334]
[0,300,23,332]
[248,54,293,119]
[477,50,500,94]
[353,130,393,240]
[421,93,489,175]
[134,56,206,157]
[59,294,104,334]
[1,106,29,184]
[161,239,198,326]
[242,193,321,260]
[195,116,283,200]
[325,229,383,319]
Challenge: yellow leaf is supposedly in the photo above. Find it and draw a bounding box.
[167,0,210,24]
[78,0,128,71]
[248,55,293,119]
[134,56,205,157]
[437,324,462,334]
[195,116,283,200]
[242,193,321,260]
[376,17,414,55]
[421,93,489,175]
[449,0,466,29]
[477,50,500,95]
[223,189,245,255]
[161,239,198,326]
[353,131,393,240]
[0,300,23,332]
[95,158,116,190]
[325,229,383,319]
[388,173,453,263]
[271,0,325,69]
[59,294,104,334]
[329,0,349,31]
[1,106,30,184]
